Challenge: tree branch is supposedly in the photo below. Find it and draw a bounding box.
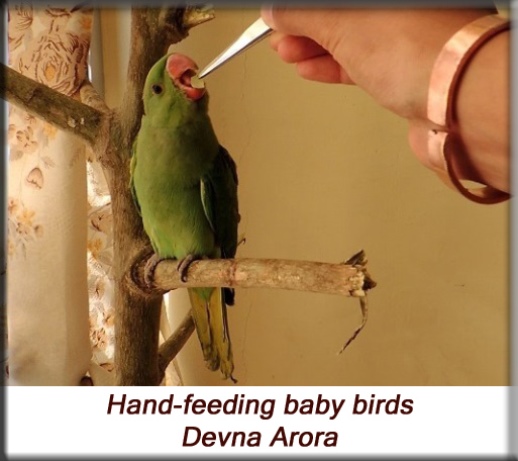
[0,64,105,146]
[182,6,215,29]
[158,311,195,379]
[130,251,376,298]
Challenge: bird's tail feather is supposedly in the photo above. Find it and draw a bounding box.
[188,287,234,380]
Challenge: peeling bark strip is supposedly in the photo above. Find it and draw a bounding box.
[132,254,376,298]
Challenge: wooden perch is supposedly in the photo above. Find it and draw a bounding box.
[131,253,376,298]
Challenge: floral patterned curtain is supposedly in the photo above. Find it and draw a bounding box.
[6,4,117,385]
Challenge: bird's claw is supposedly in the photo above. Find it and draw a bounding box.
[177,254,198,282]
[144,253,164,289]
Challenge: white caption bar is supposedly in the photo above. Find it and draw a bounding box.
[6,386,509,456]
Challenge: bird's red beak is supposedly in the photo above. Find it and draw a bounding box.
[166,53,206,101]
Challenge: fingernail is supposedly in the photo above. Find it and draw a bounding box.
[260,5,275,27]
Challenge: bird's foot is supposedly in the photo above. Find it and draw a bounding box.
[177,254,199,283]
[144,253,165,289]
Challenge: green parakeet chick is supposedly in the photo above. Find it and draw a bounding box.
[130,52,239,381]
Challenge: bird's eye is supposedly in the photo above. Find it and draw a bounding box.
[151,84,163,95]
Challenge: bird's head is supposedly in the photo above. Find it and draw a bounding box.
[143,52,209,117]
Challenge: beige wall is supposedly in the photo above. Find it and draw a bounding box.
[100,8,509,386]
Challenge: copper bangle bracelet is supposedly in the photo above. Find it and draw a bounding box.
[427,14,510,204]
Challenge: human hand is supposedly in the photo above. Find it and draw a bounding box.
[261,7,492,120]
[261,7,510,193]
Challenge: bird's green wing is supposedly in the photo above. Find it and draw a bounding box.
[201,145,239,305]
[201,145,239,258]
